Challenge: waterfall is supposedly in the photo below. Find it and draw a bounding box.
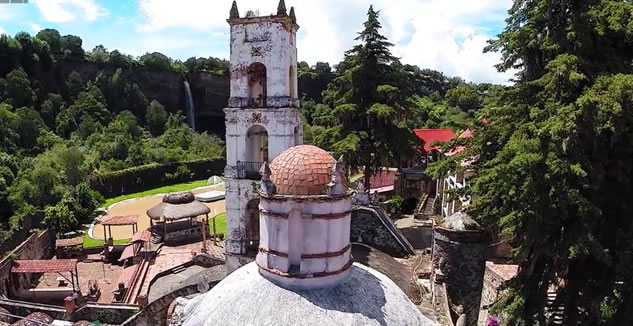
[183,79,196,130]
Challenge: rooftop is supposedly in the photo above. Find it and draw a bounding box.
[11,259,77,274]
[413,129,456,152]
[270,145,336,195]
[55,237,83,248]
[102,215,139,226]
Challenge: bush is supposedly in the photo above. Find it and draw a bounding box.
[89,158,225,198]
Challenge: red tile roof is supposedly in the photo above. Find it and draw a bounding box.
[413,129,456,152]
[55,237,83,248]
[11,259,77,273]
[459,129,473,139]
[102,215,139,226]
[364,170,397,189]
[131,230,151,243]
[119,243,142,262]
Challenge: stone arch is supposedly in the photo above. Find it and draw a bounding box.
[248,63,267,107]
[246,125,268,163]
[245,199,260,252]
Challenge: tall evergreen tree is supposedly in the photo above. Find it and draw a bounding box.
[430,1,633,324]
[323,6,419,189]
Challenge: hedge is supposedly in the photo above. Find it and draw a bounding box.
[89,158,226,198]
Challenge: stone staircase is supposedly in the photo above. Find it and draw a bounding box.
[545,289,564,325]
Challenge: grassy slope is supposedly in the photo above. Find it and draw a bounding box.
[103,180,209,207]
[209,212,227,236]
[83,236,131,248]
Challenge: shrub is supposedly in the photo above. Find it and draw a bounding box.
[88,158,225,198]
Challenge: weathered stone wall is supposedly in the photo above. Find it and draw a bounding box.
[432,227,489,326]
[122,266,225,326]
[351,206,415,258]
[0,230,55,297]
[72,303,139,324]
[229,17,298,102]
[477,262,518,326]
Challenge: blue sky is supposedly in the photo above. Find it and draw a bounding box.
[0,0,514,84]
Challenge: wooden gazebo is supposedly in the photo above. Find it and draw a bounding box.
[101,215,139,245]
[147,192,214,252]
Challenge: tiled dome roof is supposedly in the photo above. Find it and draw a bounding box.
[270,145,336,195]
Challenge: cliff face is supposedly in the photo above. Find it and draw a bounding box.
[56,61,230,136]
[54,62,329,138]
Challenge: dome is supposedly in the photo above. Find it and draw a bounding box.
[269,145,337,195]
[171,262,437,326]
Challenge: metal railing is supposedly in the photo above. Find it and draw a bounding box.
[237,161,264,180]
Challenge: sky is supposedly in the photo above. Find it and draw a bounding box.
[0,0,515,84]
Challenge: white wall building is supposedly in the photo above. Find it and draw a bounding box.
[224,0,303,272]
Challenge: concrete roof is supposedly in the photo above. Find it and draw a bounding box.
[172,262,438,326]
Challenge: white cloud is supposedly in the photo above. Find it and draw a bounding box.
[28,22,44,33]
[0,26,6,36]
[135,0,515,84]
[34,0,107,23]
[0,8,12,21]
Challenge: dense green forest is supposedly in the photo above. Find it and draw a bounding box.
[0,29,225,237]
[0,25,493,238]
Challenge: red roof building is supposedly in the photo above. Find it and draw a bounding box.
[413,129,456,153]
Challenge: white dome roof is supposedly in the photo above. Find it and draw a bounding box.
[172,262,437,326]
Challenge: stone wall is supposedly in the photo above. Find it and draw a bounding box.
[432,227,489,326]
[477,262,518,326]
[122,265,225,326]
[72,303,139,324]
[351,206,415,258]
[0,230,55,297]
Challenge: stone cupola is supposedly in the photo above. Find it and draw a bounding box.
[256,145,354,289]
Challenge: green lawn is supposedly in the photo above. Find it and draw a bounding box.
[83,236,131,248]
[103,179,211,207]
[209,212,227,237]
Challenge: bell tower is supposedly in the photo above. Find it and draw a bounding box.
[224,0,302,272]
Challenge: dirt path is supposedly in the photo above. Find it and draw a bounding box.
[93,185,226,240]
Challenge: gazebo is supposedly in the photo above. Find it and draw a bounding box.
[147,192,214,252]
[101,215,139,245]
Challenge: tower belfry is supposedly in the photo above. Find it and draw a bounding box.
[224,0,302,272]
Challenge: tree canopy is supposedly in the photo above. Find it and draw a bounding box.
[428,1,633,324]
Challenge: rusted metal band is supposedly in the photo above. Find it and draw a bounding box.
[260,191,354,202]
[260,210,351,220]
[260,210,289,218]
[258,247,288,257]
[257,259,354,279]
[301,244,351,259]
[309,211,351,220]
[258,244,351,259]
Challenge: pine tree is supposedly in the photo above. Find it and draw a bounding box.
[323,6,419,189]
[432,1,633,324]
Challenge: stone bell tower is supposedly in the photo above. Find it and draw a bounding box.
[224,0,302,272]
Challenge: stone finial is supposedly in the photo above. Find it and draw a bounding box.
[230,1,239,19]
[327,156,347,196]
[289,7,296,22]
[352,178,370,205]
[277,0,287,16]
[260,162,276,195]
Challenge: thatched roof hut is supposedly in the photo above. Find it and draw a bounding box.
[147,192,210,221]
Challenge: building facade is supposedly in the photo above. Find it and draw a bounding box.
[224,0,303,272]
